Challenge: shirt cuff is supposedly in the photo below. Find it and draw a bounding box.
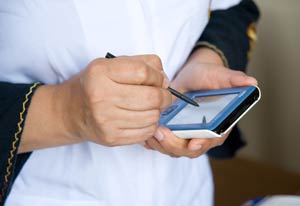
[0,82,41,204]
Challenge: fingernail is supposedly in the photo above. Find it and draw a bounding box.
[161,71,170,89]
[190,144,202,151]
[154,130,164,141]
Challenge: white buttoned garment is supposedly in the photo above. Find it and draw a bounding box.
[0,0,240,205]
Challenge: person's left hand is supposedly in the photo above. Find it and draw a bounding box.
[144,48,258,158]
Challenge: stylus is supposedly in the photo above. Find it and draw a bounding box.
[105,52,199,107]
[166,87,199,107]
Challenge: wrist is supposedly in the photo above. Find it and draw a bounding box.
[44,84,77,142]
[189,47,225,66]
[57,75,90,142]
[20,82,83,153]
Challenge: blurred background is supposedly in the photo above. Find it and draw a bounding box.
[240,0,300,175]
[210,0,300,205]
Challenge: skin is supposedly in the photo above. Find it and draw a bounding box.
[19,48,257,158]
[19,55,172,153]
[144,48,258,158]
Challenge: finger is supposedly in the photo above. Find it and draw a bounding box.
[118,55,170,88]
[92,100,160,129]
[118,125,158,145]
[219,69,257,87]
[155,127,213,158]
[106,54,164,71]
[133,55,171,87]
[203,67,257,90]
[92,103,160,129]
[113,109,160,129]
[154,126,193,157]
[104,57,165,87]
[145,137,171,156]
[115,85,172,111]
[187,132,229,152]
[130,54,163,71]
[228,71,258,87]
[187,138,213,152]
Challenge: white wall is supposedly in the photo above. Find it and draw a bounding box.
[238,0,300,173]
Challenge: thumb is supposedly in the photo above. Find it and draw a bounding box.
[123,54,171,88]
[228,70,258,87]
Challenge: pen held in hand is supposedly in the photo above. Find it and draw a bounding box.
[167,87,199,107]
[105,52,199,107]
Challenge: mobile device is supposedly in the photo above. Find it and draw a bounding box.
[159,86,261,138]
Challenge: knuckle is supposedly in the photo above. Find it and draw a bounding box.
[144,125,158,138]
[102,136,117,146]
[135,62,149,83]
[149,54,162,69]
[135,125,157,142]
[152,124,158,132]
[149,110,160,123]
[101,129,119,146]
[87,59,99,70]
[149,124,158,134]
[87,59,103,75]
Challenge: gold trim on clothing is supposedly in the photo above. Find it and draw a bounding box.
[194,41,229,68]
[0,82,40,202]
[247,22,258,59]
[208,0,212,18]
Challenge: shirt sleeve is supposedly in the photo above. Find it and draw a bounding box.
[193,0,260,159]
[0,82,41,205]
[195,0,260,70]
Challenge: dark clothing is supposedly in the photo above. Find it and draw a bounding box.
[0,83,40,204]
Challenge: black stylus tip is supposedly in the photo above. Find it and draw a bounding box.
[105,52,116,59]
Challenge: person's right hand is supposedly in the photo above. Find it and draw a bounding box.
[60,55,172,147]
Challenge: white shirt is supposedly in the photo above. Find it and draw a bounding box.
[0,1,240,205]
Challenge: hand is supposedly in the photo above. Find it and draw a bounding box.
[145,128,231,158]
[62,55,172,146]
[171,50,257,95]
[21,55,172,152]
[144,48,257,158]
